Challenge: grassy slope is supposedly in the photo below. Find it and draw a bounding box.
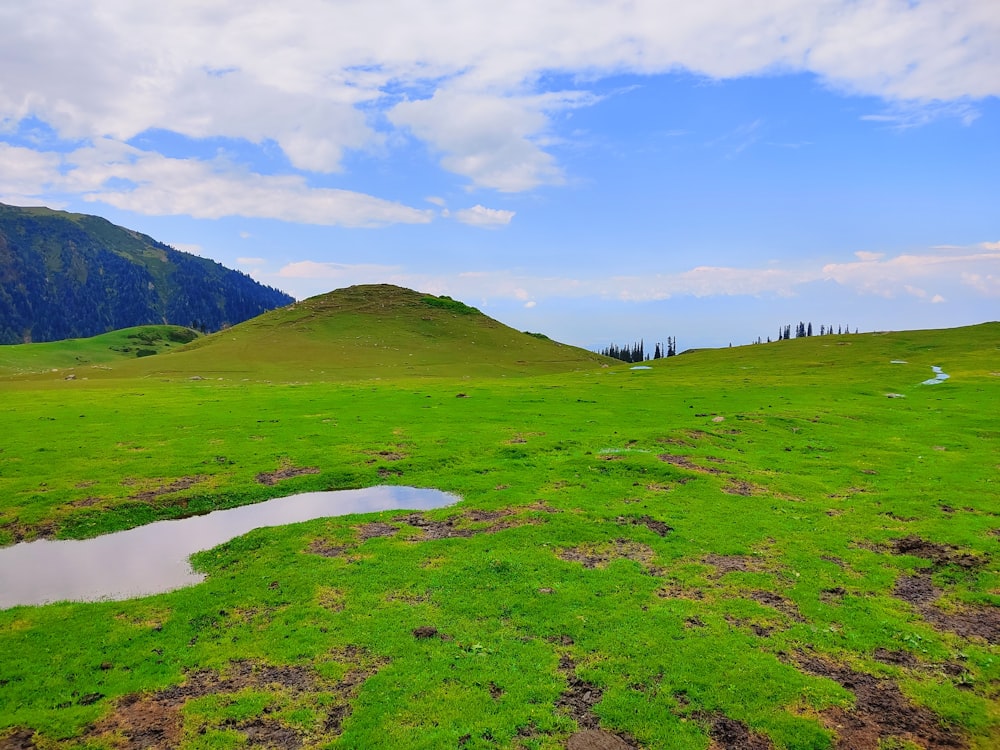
[0,319,997,749]
[0,285,609,384]
[0,325,199,377]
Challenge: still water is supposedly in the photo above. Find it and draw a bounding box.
[922,365,951,385]
[0,486,458,609]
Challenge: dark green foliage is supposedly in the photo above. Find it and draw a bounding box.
[0,203,293,344]
[420,295,480,315]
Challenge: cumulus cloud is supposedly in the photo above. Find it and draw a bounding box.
[2,0,996,212]
[0,140,432,227]
[452,205,515,228]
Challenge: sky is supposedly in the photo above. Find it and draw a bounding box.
[1,1,998,350]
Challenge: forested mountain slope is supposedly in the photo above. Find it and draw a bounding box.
[0,203,292,344]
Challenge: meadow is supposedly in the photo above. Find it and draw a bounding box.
[0,292,997,749]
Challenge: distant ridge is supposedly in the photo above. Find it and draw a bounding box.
[0,202,293,344]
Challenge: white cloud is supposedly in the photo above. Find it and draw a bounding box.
[854,251,885,261]
[0,143,62,202]
[452,205,515,228]
[236,257,266,265]
[271,241,1000,305]
[390,89,573,191]
[0,140,433,227]
[2,1,996,210]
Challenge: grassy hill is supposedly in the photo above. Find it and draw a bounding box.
[0,284,611,382]
[0,320,997,749]
[0,325,199,377]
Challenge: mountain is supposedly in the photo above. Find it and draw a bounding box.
[0,202,293,344]
[1,284,613,380]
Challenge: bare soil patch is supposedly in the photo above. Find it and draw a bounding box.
[703,555,767,578]
[128,476,206,502]
[698,714,774,750]
[889,535,984,570]
[78,651,387,750]
[722,480,764,497]
[618,515,673,537]
[356,521,399,540]
[255,466,320,485]
[894,573,1000,644]
[658,454,722,474]
[798,655,967,749]
[558,540,656,570]
[557,655,639,749]
[749,590,806,623]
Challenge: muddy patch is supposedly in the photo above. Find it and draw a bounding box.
[894,573,1000,643]
[748,590,806,623]
[658,454,722,474]
[557,655,639,749]
[303,506,543,557]
[0,728,39,750]
[356,521,399,540]
[722,480,765,497]
[888,535,984,570]
[703,555,767,579]
[255,466,320,486]
[558,539,656,570]
[128,476,207,502]
[618,515,673,537]
[697,714,774,750]
[78,651,387,750]
[798,655,966,749]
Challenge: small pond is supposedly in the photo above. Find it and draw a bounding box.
[922,365,950,385]
[0,486,458,609]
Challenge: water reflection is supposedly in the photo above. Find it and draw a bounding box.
[922,365,950,385]
[0,486,458,609]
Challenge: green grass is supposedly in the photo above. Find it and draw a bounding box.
[0,298,998,749]
[0,325,199,377]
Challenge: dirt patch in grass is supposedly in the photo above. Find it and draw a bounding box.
[618,515,673,537]
[255,466,320,485]
[66,496,103,508]
[356,521,399,540]
[306,539,350,557]
[0,728,40,750]
[697,714,774,750]
[722,480,765,497]
[0,519,56,543]
[558,655,639,750]
[128,475,207,502]
[888,535,984,570]
[749,590,806,623]
[703,555,767,578]
[78,651,387,749]
[558,539,656,570]
[397,507,537,541]
[798,655,967,749]
[658,454,722,474]
[894,573,1000,644]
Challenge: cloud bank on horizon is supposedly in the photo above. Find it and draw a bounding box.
[1,1,997,346]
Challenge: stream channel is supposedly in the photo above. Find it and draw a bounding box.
[0,486,458,609]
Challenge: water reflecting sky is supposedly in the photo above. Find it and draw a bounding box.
[0,486,458,608]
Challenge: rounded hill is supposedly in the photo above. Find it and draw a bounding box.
[95,285,611,381]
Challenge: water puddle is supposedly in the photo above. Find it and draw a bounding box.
[922,366,950,385]
[0,486,458,609]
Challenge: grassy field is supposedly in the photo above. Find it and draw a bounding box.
[0,292,997,749]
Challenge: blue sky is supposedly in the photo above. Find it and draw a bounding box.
[1,2,997,350]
